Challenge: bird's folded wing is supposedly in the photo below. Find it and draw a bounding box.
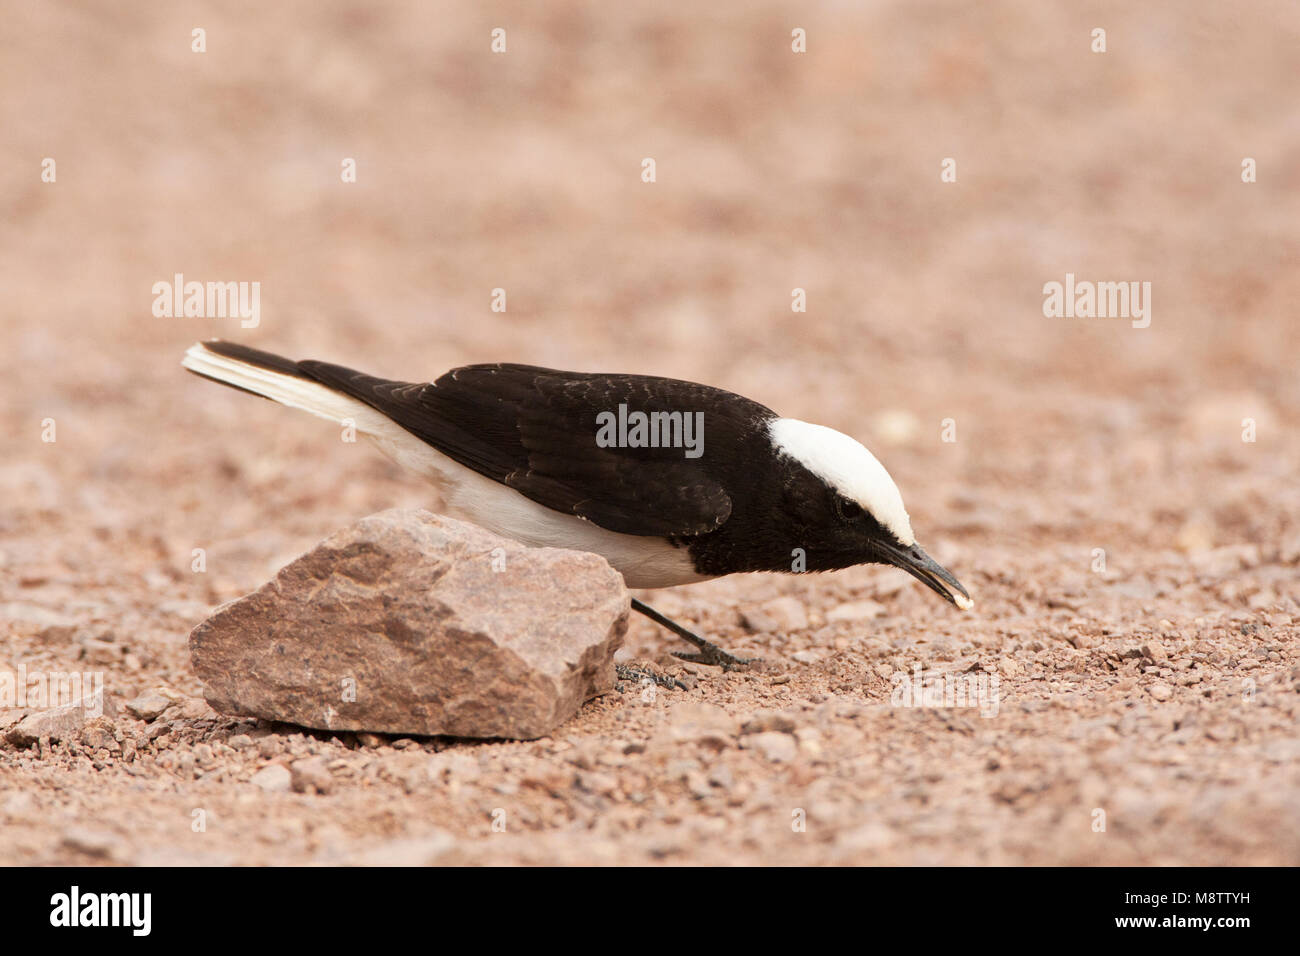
[298,361,755,537]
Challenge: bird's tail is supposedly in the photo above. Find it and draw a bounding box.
[181,340,389,431]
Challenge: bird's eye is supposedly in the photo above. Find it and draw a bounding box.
[835,496,863,521]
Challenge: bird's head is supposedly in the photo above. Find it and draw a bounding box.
[767,418,974,610]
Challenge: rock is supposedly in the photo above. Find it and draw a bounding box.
[654,702,738,751]
[79,638,122,665]
[826,600,886,623]
[5,692,115,747]
[707,764,734,789]
[1147,682,1174,702]
[741,596,808,634]
[741,710,798,735]
[1141,642,1169,663]
[125,689,174,721]
[794,727,825,758]
[684,771,712,799]
[250,764,291,793]
[0,710,27,736]
[381,752,435,794]
[0,602,78,643]
[190,509,628,740]
[80,718,120,752]
[576,770,619,797]
[290,756,334,795]
[165,697,216,721]
[442,752,482,782]
[743,731,798,762]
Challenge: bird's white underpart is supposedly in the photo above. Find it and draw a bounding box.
[182,342,708,589]
[767,417,916,547]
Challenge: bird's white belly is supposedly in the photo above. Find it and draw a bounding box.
[365,430,711,589]
[181,342,708,588]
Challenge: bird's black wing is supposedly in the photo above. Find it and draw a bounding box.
[297,360,775,537]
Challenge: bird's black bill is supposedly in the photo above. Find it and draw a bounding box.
[878,542,974,610]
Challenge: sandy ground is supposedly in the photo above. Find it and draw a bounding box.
[2,2,1299,865]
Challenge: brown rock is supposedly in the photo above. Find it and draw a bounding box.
[1141,642,1169,663]
[1147,682,1174,702]
[7,706,86,746]
[165,697,217,721]
[124,689,174,721]
[290,756,334,794]
[742,730,798,762]
[741,710,799,735]
[250,763,291,793]
[654,702,739,751]
[826,600,886,623]
[5,692,116,747]
[189,509,628,740]
[1,603,78,643]
[79,638,122,666]
[741,596,809,634]
[80,717,121,752]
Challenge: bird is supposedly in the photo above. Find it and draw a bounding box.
[182,339,972,670]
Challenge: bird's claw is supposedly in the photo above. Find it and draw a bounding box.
[672,643,756,671]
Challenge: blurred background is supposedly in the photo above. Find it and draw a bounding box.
[1,0,1298,866]
[2,0,1298,626]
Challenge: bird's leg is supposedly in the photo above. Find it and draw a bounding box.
[630,598,756,671]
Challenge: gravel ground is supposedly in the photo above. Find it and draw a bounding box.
[2,1,1298,865]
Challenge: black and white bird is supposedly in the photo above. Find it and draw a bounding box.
[183,340,972,669]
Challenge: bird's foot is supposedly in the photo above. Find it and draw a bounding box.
[671,641,756,672]
[630,597,757,672]
[616,663,687,691]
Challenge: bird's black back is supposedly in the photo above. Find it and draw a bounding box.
[201,341,778,539]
